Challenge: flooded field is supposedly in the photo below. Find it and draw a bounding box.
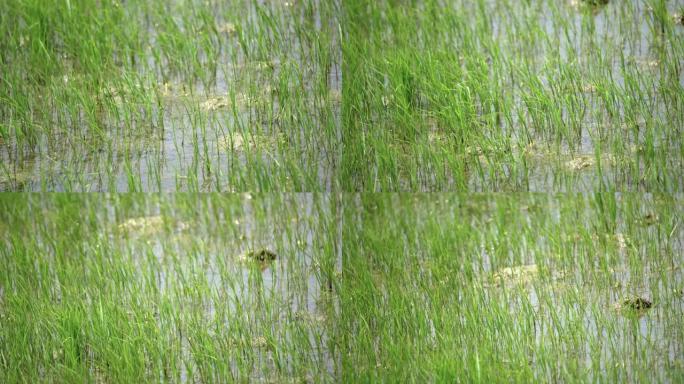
[0,194,341,382]
[1,0,682,191]
[341,194,684,381]
[2,194,683,382]
[342,0,683,191]
[0,0,340,191]
[2,0,683,382]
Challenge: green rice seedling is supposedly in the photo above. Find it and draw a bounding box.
[0,193,341,382]
[340,193,684,382]
[0,0,340,191]
[341,0,683,191]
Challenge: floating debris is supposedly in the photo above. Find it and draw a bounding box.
[589,233,630,249]
[565,154,615,171]
[153,81,267,112]
[674,13,684,25]
[565,155,595,171]
[117,216,188,235]
[293,311,326,324]
[631,57,660,70]
[581,83,597,93]
[159,82,190,98]
[465,146,484,156]
[118,215,163,229]
[488,264,566,288]
[250,336,268,348]
[217,132,283,152]
[237,248,277,269]
[522,141,550,158]
[200,92,266,111]
[629,144,646,155]
[493,264,539,285]
[329,89,341,104]
[614,233,628,249]
[247,248,277,262]
[641,213,659,226]
[219,134,250,151]
[200,96,233,111]
[491,264,539,286]
[569,0,609,11]
[618,296,653,311]
[217,22,237,34]
[581,0,609,5]
[228,336,268,348]
[0,168,34,189]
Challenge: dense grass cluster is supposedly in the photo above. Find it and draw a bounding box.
[3,194,681,382]
[1,0,683,191]
[341,194,683,381]
[342,0,683,191]
[1,0,683,382]
[0,194,340,382]
[0,0,340,191]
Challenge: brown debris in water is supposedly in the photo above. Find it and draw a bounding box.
[565,154,615,171]
[247,248,277,262]
[217,131,284,152]
[237,248,278,270]
[217,22,237,35]
[641,213,659,226]
[674,13,684,25]
[492,264,539,286]
[619,296,653,311]
[117,216,189,235]
[565,155,595,171]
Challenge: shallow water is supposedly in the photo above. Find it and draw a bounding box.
[0,193,340,382]
[343,0,684,192]
[341,193,684,381]
[0,0,339,192]
[2,0,681,191]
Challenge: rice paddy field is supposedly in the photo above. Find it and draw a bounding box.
[1,0,684,383]
[2,193,683,382]
[342,0,684,191]
[1,0,340,191]
[341,193,684,382]
[0,194,341,382]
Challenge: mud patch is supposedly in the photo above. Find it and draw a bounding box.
[217,132,284,152]
[117,215,189,236]
[237,248,277,270]
[485,263,568,289]
[614,295,653,315]
[564,154,615,171]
